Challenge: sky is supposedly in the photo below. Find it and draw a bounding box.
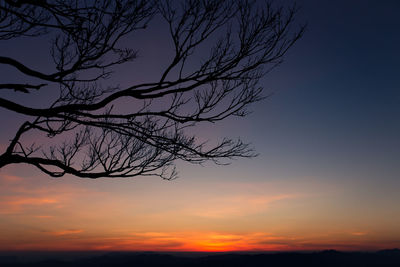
[0,0,400,252]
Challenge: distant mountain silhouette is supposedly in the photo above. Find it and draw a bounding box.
[1,249,400,267]
[378,248,400,255]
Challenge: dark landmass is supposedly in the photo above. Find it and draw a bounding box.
[1,249,400,266]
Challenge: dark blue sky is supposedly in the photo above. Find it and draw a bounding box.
[230,0,400,183]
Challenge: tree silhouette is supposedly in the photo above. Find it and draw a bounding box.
[0,0,304,179]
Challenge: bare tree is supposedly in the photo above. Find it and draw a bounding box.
[0,0,304,179]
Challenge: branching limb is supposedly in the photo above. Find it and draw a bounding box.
[0,0,304,179]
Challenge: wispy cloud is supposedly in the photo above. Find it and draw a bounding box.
[190,194,299,218]
[49,229,84,236]
[350,232,368,236]
[0,229,394,251]
[34,215,54,219]
[115,231,296,252]
[0,172,104,215]
[0,196,60,214]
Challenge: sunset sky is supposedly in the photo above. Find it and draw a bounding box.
[1,0,400,252]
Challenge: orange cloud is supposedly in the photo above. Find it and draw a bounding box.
[4,197,58,205]
[34,215,54,219]
[0,196,60,214]
[115,232,295,252]
[0,174,23,183]
[49,229,84,236]
[190,194,298,218]
[0,229,395,252]
[351,232,368,236]
[0,171,105,215]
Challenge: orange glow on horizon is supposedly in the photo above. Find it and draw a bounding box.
[1,230,392,252]
[1,171,399,252]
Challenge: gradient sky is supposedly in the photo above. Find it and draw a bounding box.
[0,0,399,252]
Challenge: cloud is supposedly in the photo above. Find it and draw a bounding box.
[118,231,296,252]
[49,229,84,236]
[351,232,367,236]
[83,233,188,251]
[0,229,389,252]
[34,215,54,219]
[0,171,104,215]
[0,174,23,183]
[4,197,58,205]
[190,194,298,218]
[0,196,60,214]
